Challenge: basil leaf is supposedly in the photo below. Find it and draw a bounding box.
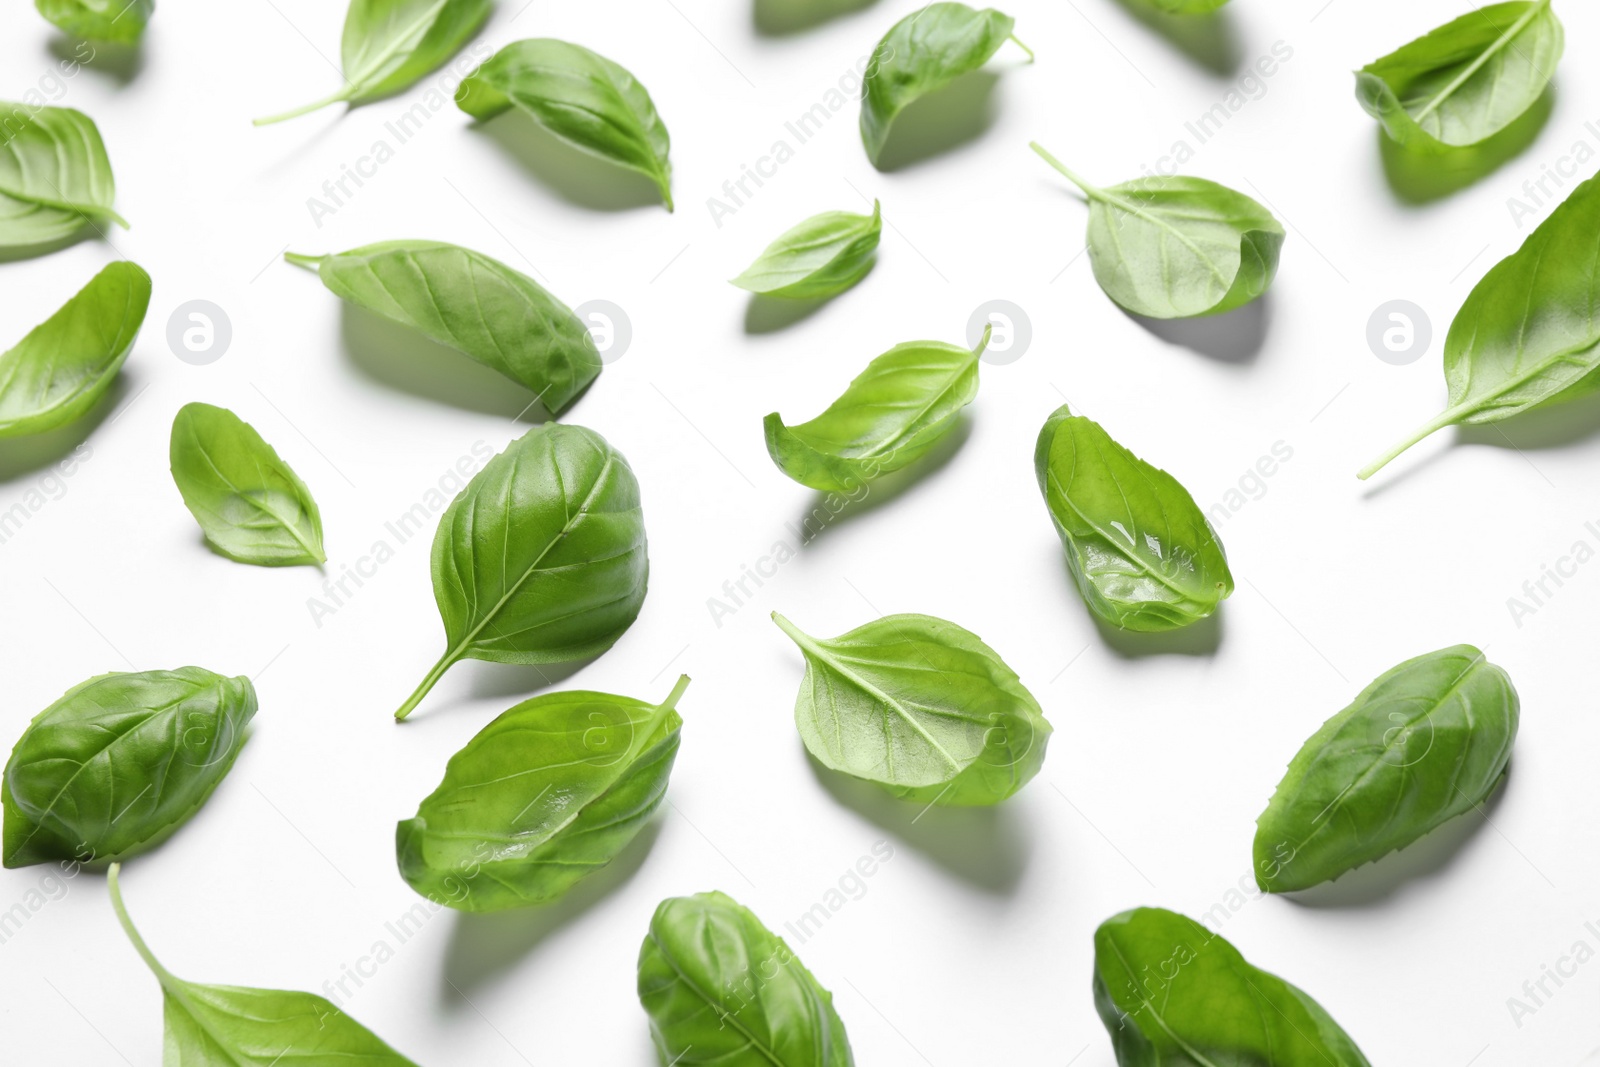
[860,3,1029,166]
[394,424,648,720]
[108,864,422,1065]
[731,201,882,299]
[286,241,601,415]
[0,104,128,250]
[773,612,1049,806]
[1034,404,1232,632]
[1360,170,1600,478]
[3,668,255,868]
[169,402,327,567]
[1150,0,1228,10]
[764,328,986,492]
[457,39,674,211]
[0,261,150,439]
[638,891,855,1067]
[1095,907,1371,1067]
[1032,143,1283,319]
[1356,1,1562,153]
[1255,645,1518,893]
[398,676,686,910]
[35,0,153,42]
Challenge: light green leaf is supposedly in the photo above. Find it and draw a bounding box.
[0,104,128,251]
[457,39,673,210]
[170,402,326,567]
[35,0,153,42]
[731,201,881,299]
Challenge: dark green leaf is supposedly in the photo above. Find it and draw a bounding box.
[860,3,1027,166]
[0,104,127,250]
[1356,1,1561,152]
[1034,404,1232,632]
[109,864,422,1065]
[35,0,152,41]
[286,240,601,415]
[457,39,673,210]
[1255,645,1518,893]
[397,676,686,911]
[1094,907,1371,1066]
[731,201,881,299]
[638,891,855,1067]
[394,424,648,720]
[3,668,255,868]
[773,612,1049,805]
[169,402,326,567]
[763,329,986,492]
[256,0,492,124]
[1032,143,1283,319]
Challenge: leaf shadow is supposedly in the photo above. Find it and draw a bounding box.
[471,115,665,212]
[744,294,831,334]
[1378,87,1555,205]
[464,657,599,702]
[338,303,552,420]
[873,70,1001,172]
[1121,292,1271,364]
[438,818,664,1003]
[1279,767,1510,909]
[1091,606,1224,659]
[753,0,879,36]
[0,373,127,483]
[1108,0,1243,77]
[804,752,1031,895]
[793,415,973,545]
[49,37,145,85]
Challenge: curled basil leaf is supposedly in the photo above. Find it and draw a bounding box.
[1255,646,1518,893]
[170,402,327,567]
[1095,907,1372,1067]
[0,104,127,250]
[764,327,986,492]
[860,3,1030,166]
[0,261,149,439]
[394,424,648,721]
[1032,143,1283,319]
[35,0,152,42]
[1035,404,1232,632]
[3,668,255,868]
[1361,171,1600,478]
[731,201,881,299]
[1356,1,1562,153]
[255,0,492,124]
[286,241,601,415]
[397,676,685,911]
[457,39,674,210]
[638,891,855,1067]
[108,864,422,1065]
[773,612,1049,806]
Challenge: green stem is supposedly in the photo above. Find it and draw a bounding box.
[253,88,351,127]
[1009,34,1035,62]
[1357,408,1459,480]
[971,321,993,359]
[659,674,692,712]
[282,252,326,271]
[107,863,176,985]
[394,648,459,722]
[1029,142,1100,199]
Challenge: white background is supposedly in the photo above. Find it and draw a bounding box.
[1,0,1598,1063]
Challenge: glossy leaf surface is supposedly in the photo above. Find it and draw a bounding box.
[773,612,1049,806]
[3,668,255,868]
[35,0,153,41]
[0,104,127,249]
[731,201,881,299]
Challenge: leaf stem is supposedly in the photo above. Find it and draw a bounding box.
[107,863,176,985]
[1029,142,1100,199]
[971,321,994,359]
[1009,34,1035,62]
[282,252,326,271]
[253,89,351,127]
[1357,408,1460,479]
[394,648,459,722]
[659,674,692,712]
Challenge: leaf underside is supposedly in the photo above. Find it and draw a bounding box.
[732,202,881,299]
[0,103,123,250]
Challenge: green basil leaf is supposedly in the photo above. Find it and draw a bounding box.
[1094,907,1371,1067]
[772,612,1049,805]
[1255,645,1518,893]
[169,402,327,567]
[638,891,855,1067]
[35,0,152,42]
[108,864,422,1065]
[394,424,648,721]
[731,201,882,299]
[763,328,986,492]
[1032,143,1283,319]
[0,261,150,439]
[1360,170,1600,478]
[397,676,686,911]
[1034,404,1232,632]
[3,668,255,868]
[285,240,601,415]
[860,3,1029,166]
[1356,1,1562,152]
[456,39,674,211]
[0,104,128,250]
